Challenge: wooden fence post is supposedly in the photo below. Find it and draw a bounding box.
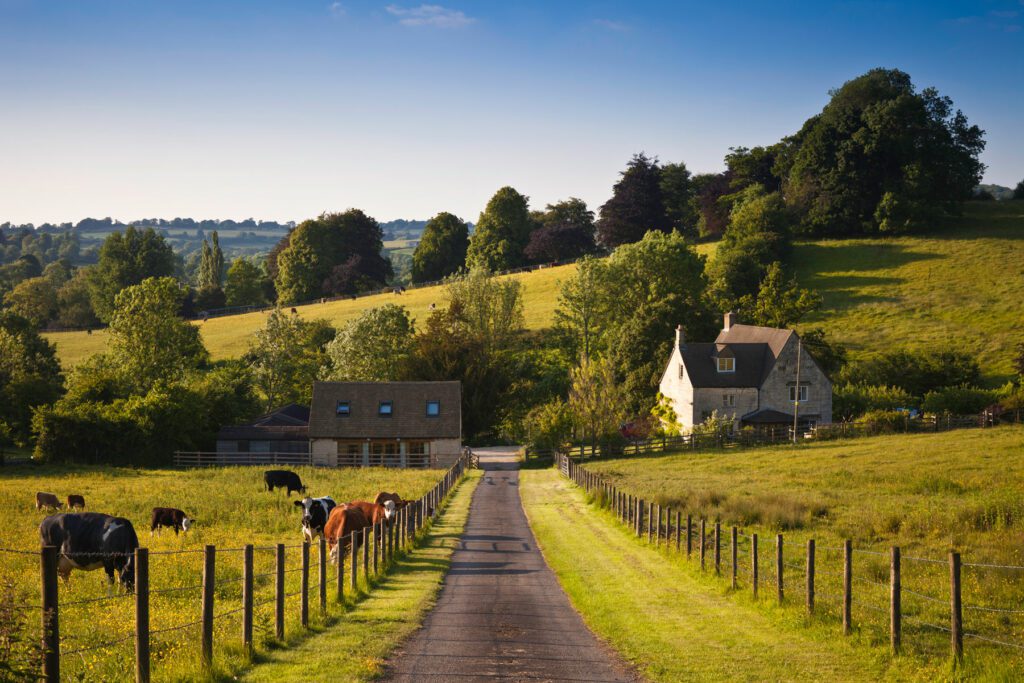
[714,523,721,575]
[731,527,738,589]
[243,545,253,654]
[806,539,815,614]
[950,551,963,662]
[699,519,706,571]
[350,532,358,593]
[890,546,901,655]
[686,515,693,558]
[318,537,327,614]
[372,523,380,576]
[843,540,852,635]
[275,544,285,641]
[202,544,216,667]
[388,518,395,567]
[362,527,370,585]
[752,533,759,599]
[135,547,150,683]
[300,542,310,628]
[647,502,654,543]
[676,511,682,552]
[636,499,643,538]
[776,534,784,603]
[40,546,59,683]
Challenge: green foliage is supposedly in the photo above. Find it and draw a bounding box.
[799,328,848,378]
[411,212,469,283]
[466,187,533,271]
[224,257,268,307]
[444,267,524,352]
[724,145,783,193]
[782,68,986,236]
[245,308,334,410]
[690,172,733,238]
[553,256,607,362]
[854,409,908,434]
[1013,342,1024,379]
[659,162,698,237]
[840,349,981,400]
[275,210,392,304]
[691,409,734,438]
[519,400,574,453]
[1014,181,1024,200]
[88,227,176,322]
[569,356,628,448]
[55,268,99,328]
[922,385,998,416]
[323,304,415,381]
[832,384,915,421]
[749,262,820,328]
[524,198,597,263]
[3,276,57,327]
[199,230,225,290]
[107,277,208,392]
[596,153,670,248]
[0,312,63,445]
[651,392,681,437]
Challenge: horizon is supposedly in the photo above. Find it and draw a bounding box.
[2,0,1022,225]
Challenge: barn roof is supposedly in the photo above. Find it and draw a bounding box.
[309,381,462,440]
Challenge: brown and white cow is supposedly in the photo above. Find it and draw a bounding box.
[35,492,61,511]
[150,507,193,535]
[67,494,86,510]
[373,491,408,509]
[324,504,370,565]
[348,500,396,527]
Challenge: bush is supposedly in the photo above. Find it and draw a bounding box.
[519,401,574,453]
[840,349,981,399]
[855,409,908,434]
[833,384,916,421]
[922,384,998,416]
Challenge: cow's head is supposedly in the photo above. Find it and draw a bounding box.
[382,500,396,522]
[120,553,136,593]
[328,538,340,565]
[181,517,193,532]
[294,498,315,528]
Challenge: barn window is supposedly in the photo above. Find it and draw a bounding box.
[378,401,393,417]
[789,386,808,403]
[717,357,735,373]
[426,400,440,417]
[723,394,735,407]
[336,401,350,416]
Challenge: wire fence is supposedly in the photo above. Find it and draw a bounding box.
[561,454,1024,669]
[4,453,473,682]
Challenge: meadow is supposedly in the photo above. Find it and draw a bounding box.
[0,464,452,682]
[579,426,1024,676]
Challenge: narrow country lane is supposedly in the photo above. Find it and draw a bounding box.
[382,448,637,682]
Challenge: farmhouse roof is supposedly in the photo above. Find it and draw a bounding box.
[309,381,462,440]
[679,343,774,388]
[740,408,819,424]
[218,404,310,441]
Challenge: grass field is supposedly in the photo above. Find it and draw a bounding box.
[580,426,1024,676]
[0,464,454,682]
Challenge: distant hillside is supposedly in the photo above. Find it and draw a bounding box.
[44,202,1024,381]
[975,184,1015,200]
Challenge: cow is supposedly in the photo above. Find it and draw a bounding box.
[150,507,193,535]
[35,492,61,511]
[324,504,370,565]
[348,500,396,527]
[373,491,408,509]
[293,496,336,543]
[264,470,305,496]
[66,494,86,510]
[39,513,139,592]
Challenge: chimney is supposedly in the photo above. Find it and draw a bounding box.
[723,311,737,332]
[675,324,685,350]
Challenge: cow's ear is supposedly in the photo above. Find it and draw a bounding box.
[293,500,304,507]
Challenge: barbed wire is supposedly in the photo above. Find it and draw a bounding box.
[62,592,132,607]
[0,547,39,555]
[963,560,1024,570]
[964,631,1024,650]
[904,615,952,633]
[902,587,947,605]
[148,583,203,596]
[63,632,134,656]
[902,554,947,566]
[963,604,1024,614]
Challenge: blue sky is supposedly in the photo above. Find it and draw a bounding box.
[1,0,1021,224]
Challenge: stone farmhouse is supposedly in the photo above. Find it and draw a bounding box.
[659,313,832,433]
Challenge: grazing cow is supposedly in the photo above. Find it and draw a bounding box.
[35,492,61,511]
[348,500,396,527]
[150,507,193,535]
[66,494,86,510]
[293,496,336,543]
[264,470,305,496]
[39,513,139,592]
[324,504,370,565]
[373,491,408,509]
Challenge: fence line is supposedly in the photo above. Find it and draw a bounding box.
[558,454,1024,667]
[14,452,473,682]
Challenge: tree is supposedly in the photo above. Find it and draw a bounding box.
[224,258,268,307]
[749,262,821,328]
[660,162,698,236]
[275,210,392,304]
[56,269,100,328]
[524,198,596,263]
[3,277,58,328]
[1012,342,1024,379]
[782,68,986,236]
[553,256,607,361]
[88,227,176,321]
[245,309,334,410]
[840,349,981,400]
[724,146,782,193]
[1014,181,1024,200]
[323,304,415,381]
[569,356,627,449]
[198,230,225,290]
[0,312,63,445]
[466,187,533,271]
[444,268,524,353]
[411,212,469,283]
[596,153,670,248]
[107,277,208,392]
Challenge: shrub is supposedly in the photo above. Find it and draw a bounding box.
[855,409,907,434]
[922,384,998,416]
[840,349,980,399]
[833,384,916,421]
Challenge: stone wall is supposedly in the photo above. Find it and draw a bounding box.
[758,336,832,425]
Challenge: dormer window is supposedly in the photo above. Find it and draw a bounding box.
[717,357,735,373]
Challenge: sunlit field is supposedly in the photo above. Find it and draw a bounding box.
[0,464,445,681]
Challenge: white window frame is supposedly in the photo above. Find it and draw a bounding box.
[789,385,808,403]
[723,394,736,407]
[717,357,735,373]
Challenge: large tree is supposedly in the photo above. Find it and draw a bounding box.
[0,312,63,445]
[781,68,986,235]
[88,227,176,321]
[596,153,670,248]
[659,162,698,237]
[466,187,533,271]
[275,210,392,304]
[245,309,334,410]
[411,212,469,283]
[323,304,415,381]
[3,277,58,328]
[224,258,268,307]
[524,198,596,263]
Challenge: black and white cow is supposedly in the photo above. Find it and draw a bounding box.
[293,496,336,543]
[264,470,305,496]
[39,513,139,592]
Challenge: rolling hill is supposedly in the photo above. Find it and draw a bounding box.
[44,202,1024,381]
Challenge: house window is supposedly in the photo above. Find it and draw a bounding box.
[426,400,440,417]
[723,394,736,407]
[678,362,685,379]
[789,386,808,402]
[378,401,393,417]
[717,357,735,373]
[336,401,350,416]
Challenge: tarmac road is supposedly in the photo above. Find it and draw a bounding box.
[382,447,637,682]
